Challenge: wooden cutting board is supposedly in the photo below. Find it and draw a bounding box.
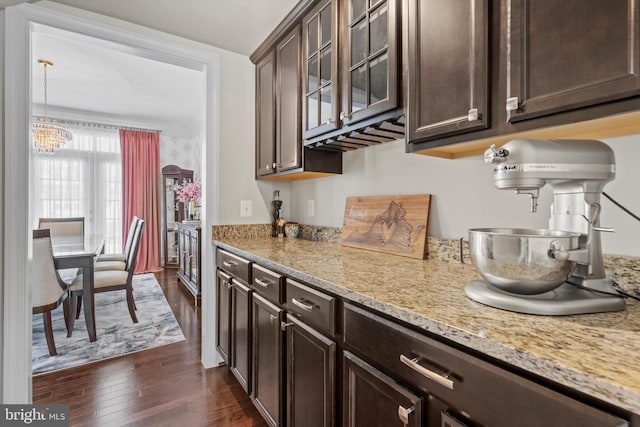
[341,194,431,259]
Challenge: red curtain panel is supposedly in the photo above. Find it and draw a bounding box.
[120,129,162,273]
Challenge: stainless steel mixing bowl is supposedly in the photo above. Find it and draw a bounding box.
[468,228,581,294]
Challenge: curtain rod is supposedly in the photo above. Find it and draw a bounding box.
[32,116,163,133]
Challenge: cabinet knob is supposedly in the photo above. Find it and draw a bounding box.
[468,108,480,121]
[397,405,415,426]
[339,111,352,120]
[280,321,294,331]
[272,162,282,169]
[269,314,279,324]
[506,96,519,111]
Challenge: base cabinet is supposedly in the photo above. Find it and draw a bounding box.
[251,293,284,427]
[284,314,336,427]
[343,351,423,427]
[230,280,252,394]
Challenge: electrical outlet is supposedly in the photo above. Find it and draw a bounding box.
[307,199,315,217]
[240,200,252,217]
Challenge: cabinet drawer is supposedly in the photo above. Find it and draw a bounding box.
[343,303,627,427]
[252,264,283,304]
[286,279,336,337]
[216,248,251,283]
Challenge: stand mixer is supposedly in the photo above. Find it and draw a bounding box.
[465,139,626,315]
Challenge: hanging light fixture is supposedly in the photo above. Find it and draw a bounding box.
[32,59,72,154]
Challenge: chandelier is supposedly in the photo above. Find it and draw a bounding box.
[32,59,72,154]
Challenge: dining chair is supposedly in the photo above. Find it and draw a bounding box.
[67,219,146,335]
[32,229,71,356]
[38,217,85,237]
[95,216,141,271]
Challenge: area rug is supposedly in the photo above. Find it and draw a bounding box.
[32,273,186,375]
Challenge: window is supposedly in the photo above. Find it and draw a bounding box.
[32,124,122,252]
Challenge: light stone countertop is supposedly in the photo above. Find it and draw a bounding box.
[213,236,640,415]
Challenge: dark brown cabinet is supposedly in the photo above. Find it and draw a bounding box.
[251,293,284,427]
[255,22,342,181]
[216,249,253,392]
[341,0,401,126]
[176,223,201,304]
[256,52,277,178]
[216,270,232,364]
[503,0,640,123]
[406,0,489,142]
[343,351,423,427]
[302,0,340,139]
[284,314,336,427]
[161,165,192,267]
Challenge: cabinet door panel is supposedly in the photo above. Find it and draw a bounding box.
[252,294,283,427]
[506,0,640,122]
[276,26,302,172]
[343,351,423,427]
[303,0,340,139]
[230,280,252,393]
[342,0,400,126]
[286,314,336,427]
[215,270,231,364]
[256,53,276,177]
[407,0,489,142]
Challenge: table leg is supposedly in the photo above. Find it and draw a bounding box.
[82,266,97,342]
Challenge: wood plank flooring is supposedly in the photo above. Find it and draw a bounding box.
[33,269,268,427]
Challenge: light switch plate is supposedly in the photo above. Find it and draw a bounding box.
[240,200,252,217]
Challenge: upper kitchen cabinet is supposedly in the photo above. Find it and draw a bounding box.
[253,20,342,181]
[406,0,489,142]
[408,0,640,159]
[504,0,640,123]
[341,0,401,126]
[302,0,340,139]
[256,52,277,178]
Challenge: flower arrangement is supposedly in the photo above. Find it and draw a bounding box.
[174,180,201,203]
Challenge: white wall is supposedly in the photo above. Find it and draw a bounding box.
[290,135,640,257]
[0,9,5,403]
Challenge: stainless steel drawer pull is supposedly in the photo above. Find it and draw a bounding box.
[222,261,237,268]
[397,405,414,426]
[399,354,454,390]
[255,278,271,288]
[291,297,316,312]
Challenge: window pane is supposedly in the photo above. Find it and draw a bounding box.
[320,85,332,125]
[370,1,388,54]
[351,18,367,66]
[307,15,318,54]
[370,53,388,104]
[351,65,367,112]
[307,92,319,129]
[351,0,367,22]
[319,47,332,85]
[320,4,332,45]
[308,54,319,93]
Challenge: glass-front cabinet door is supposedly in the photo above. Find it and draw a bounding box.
[302,0,340,139]
[342,0,399,126]
[161,165,193,267]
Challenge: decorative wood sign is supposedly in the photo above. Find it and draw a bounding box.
[341,194,431,259]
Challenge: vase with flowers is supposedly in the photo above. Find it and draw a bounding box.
[174,180,202,221]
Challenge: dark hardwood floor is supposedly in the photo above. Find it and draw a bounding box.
[33,268,268,427]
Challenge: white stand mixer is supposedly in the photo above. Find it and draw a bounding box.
[465,139,626,315]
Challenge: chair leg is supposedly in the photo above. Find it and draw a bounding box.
[126,288,138,323]
[43,312,57,356]
[67,294,77,338]
[62,296,71,336]
[75,295,82,319]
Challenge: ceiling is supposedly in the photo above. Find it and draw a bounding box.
[22,0,299,134]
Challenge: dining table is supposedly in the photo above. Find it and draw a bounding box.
[51,233,105,342]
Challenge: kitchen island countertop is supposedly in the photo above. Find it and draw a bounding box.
[214,236,640,415]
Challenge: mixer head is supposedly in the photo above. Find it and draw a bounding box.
[484,139,616,212]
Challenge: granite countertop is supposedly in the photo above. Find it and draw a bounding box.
[213,236,640,415]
